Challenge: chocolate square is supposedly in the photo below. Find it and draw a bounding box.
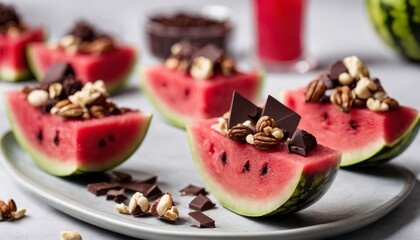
[117,182,162,198]
[328,60,348,80]
[41,62,75,85]
[261,95,301,137]
[288,129,317,156]
[189,211,215,228]
[191,44,224,63]
[189,194,216,211]
[179,184,208,196]
[87,182,118,196]
[106,188,127,203]
[111,171,132,182]
[228,92,261,129]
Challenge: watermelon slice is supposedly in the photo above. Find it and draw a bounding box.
[0,27,44,81]
[141,65,263,128]
[26,42,136,94]
[187,118,341,216]
[5,90,152,176]
[280,88,420,167]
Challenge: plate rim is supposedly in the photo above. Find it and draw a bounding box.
[0,131,416,240]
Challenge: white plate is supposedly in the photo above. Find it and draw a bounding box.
[0,131,416,240]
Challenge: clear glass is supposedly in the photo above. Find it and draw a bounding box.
[254,0,316,73]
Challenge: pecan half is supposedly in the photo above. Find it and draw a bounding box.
[255,116,276,133]
[305,76,326,102]
[253,132,281,150]
[382,97,399,110]
[330,86,353,112]
[228,124,254,143]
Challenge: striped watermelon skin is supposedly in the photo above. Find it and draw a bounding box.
[367,0,420,61]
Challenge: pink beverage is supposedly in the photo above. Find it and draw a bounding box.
[255,0,305,62]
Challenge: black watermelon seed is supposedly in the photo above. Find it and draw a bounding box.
[261,164,268,176]
[220,152,227,165]
[322,113,328,121]
[37,130,43,143]
[184,88,190,98]
[53,131,59,146]
[350,120,357,129]
[99,139,106,148]
[243,161,250,173]
[109,135,115,142]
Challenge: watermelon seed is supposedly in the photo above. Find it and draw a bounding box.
[53,131,59,146]
[109,135,114,142]
[220,152,227,165]
[322,113,328,121]
[260,164,268,176]
[184,88,190,98]
[99,139,106,148]
[243,161,250,173]
[37,130,43,143]
[349,120,357,130]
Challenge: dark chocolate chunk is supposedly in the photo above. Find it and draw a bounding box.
[0,4,21,27]
[68,21,96,42]
[189,194,216,211]
[328,60,348,80]
[41,98,60,113]
[262,95,301,137]
[111,171,132,182]
[228,92,261,129]
[191,44,224,63]
[177,40,195,59]
[41,62,75,85]
[106,188,127,203]
[117,182,162,198]
[321,73,335,89]
[179,184,208,196]
[61,76,83,97]
[87,182,118,196]
[189,211,216,228]
[288,129,317,156]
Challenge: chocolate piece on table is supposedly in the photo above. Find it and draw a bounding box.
[288,129,318,156]
[189,211,216,228]
[191,44,224,63]
[106,188,127,203]
[321,72,335,89]
[117,182,162,198]
[179,184,208,196]
[87,182,118,196]
[328,60,348,80]
[261,95,301,137]
[189,194,216,211]
[228,92,262,129]
[111,171,132,182]
[41,62,75,85]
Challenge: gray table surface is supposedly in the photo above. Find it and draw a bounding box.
[0,0,419,239]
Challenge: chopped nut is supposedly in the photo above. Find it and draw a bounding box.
[59,104,84,118]
[342,56,369,80]
[170,42,182,56]
[246,134,254,144]
[242,120,256,132]
[48,82,63,99]
[150,192,178,221]
[373,90,388,101]
[27,89,49,107]
[330,86,353,112]
[256,116,277,133]
[89,105,105,118]
[221,58,235,76]
[338,72,353,86]
[382,97,399,110]
[136,193,150,213]
[354,77,377,100]
[156,192,172,216]
[7,199,17,212]
[272,128,285,140]
[190,56,213,80]
[11,208,25,219]
[51,99,72,114]
[60,230,82,240]
[210,117,228,135]
[366,98,389,112]
[165,57,180,70]
[162,206,179,221]
[305,76,326,102]
[128,192,150,216]
[0,200,11,219]
[228,124,254,143]
[115,203,130,214]
[253,132,281,149]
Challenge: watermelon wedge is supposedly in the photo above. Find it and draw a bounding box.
[141,65,263,129]
[26,43,136,94]
[280,88,420,167]
[0,27,44,81]
[5,90,152,176]
[187,118,341,216]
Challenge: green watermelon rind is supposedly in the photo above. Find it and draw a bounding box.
[0,68,33,82]
[26,44,138,95]
[367,0,420,61]
[140,66,265,129]
[5,95,152,176]
[186,126,340,217]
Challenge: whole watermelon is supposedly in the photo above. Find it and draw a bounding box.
[367,0,420,62]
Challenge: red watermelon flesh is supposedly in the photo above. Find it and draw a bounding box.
[0,27,44,81]
[187,118,341,216]
[27,42,136,94]
[141,65,262,128]
[5,90,152,176]
[281,88,420,166]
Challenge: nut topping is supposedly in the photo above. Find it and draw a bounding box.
[27,89,49,107]
[60,230,82,240]
[253,132,281,150]
[330,86,353,112]
[48,82,63,99]
[256,116,277,133]
[221,58,235,76]
[190,56,213,80]
[228,124,254,143]
[382,97,399,110]
[305,76,326,102]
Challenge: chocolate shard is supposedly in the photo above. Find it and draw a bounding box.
[111,171,132,182]
[262,95,301,137]
[189,211,216,228]
[117,182,162,198]
[87,182,118,196]
[321,72,335,89]
[41,98,60,113]
[288,129,317,156]
[177,40,195,59]
[189,194,216,211]
[41,62,75,85]
[228,92,261,129]
[179,184,208,196]
[106,188,127,203]
[68,20,96,42]
[191,44,224,63]
[328,60,348,80]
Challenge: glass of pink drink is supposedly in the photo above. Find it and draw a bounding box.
[254,0,315,72]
